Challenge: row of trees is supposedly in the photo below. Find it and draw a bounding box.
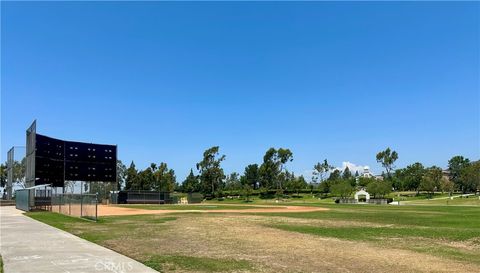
[121,146,307,196]
[1,147,479,198]
[391,156,479,194]
[123,162,176,192]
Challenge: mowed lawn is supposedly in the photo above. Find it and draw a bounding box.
[26,203,480,273]
[404,196,480,206]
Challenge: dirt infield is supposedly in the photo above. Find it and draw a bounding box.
[97,204,328,216]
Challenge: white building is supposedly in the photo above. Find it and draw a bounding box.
[362,166,372,178]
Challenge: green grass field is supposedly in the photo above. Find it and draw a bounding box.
[404,196,480,206]
[26,202,480,273]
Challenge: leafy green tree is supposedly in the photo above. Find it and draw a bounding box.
[331,180,354,199]
[225,172,241,191]
[242,183,253,202]
[196,146,226,195]
[8,159,26,188]
[258,148,293,190]
[182,169,200,193]
[153,162,176,192]
[376,147,398,178]
[279,170,296,192]
[327,169,341,181]
[420,166,443,197]
[448,156,471,192]
[460,161,480,193]
[242,164,259,189]
[116,160,127,190]
[290,175,308,195]
[0,163,6,189]
[358,177,376,188]
[125,161,138,190]
[402,163,425,192]
[440,177,454,195]
[318,180,331,195]
[392,168,406,190]
[137,167,154,190]
[313,160,333,183]
[342,167,352,180]
[259,148,278,189]
[367,180,392,198]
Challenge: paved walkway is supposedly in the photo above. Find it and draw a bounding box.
[0,206,158,273]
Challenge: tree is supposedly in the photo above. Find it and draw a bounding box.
[242,164,259,189]
[258,148,293,190]
[0,163,6,188]
[290,175,308,195]
[242,183,253,202]
[448,156,471,192]
[358,177,376,188]
[225,172,241,191]
[327,169,341,182]
[402,163,425,193]
[182,169,200,193]
[392,168,406,190]
[116,160,127,190]
[313,160,333,183]
[125,161,138,190]
[153,162,176,192]
[196,146,226,195]
[367,180,392,199]
[460,161,480,193]
[421,166,443,197]
[258,148,278,189]
[440,177,454,195]
[343,167,352,180]
[331,181,354,199]
[11,159,26,189]
[318,180,331,195]
[137,167,154,190]
[376,148,398,178]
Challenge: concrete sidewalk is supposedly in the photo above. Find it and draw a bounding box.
[0,206,158,273]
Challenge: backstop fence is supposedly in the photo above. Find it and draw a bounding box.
[15,185,98,221]
[51,193,98,221]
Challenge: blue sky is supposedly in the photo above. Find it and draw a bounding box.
[1,2,479,180]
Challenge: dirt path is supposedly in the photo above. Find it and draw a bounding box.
[97,204,328,216]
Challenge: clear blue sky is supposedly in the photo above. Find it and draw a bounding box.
[1,2,479,180]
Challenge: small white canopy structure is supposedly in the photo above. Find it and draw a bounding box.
[354,189,370,202]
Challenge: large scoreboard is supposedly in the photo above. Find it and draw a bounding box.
[26,121,117,187]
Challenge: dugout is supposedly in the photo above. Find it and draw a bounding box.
[112,190,173,204]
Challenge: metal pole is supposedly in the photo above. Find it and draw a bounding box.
[95,193,98,222]
[80,181,83,217]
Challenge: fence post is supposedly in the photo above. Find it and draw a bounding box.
[95,193,98,222]
[80,194,83,218]
[69,195,71,215]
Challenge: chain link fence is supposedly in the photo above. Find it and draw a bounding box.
[51,193,98,221]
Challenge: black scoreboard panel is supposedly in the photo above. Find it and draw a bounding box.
[34,133,117,186]
[65,161,116,182]
[35,157,64,187]
[35,134,64,160]
[64,141,116,163]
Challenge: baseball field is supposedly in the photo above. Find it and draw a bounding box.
[25,200,480,273]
